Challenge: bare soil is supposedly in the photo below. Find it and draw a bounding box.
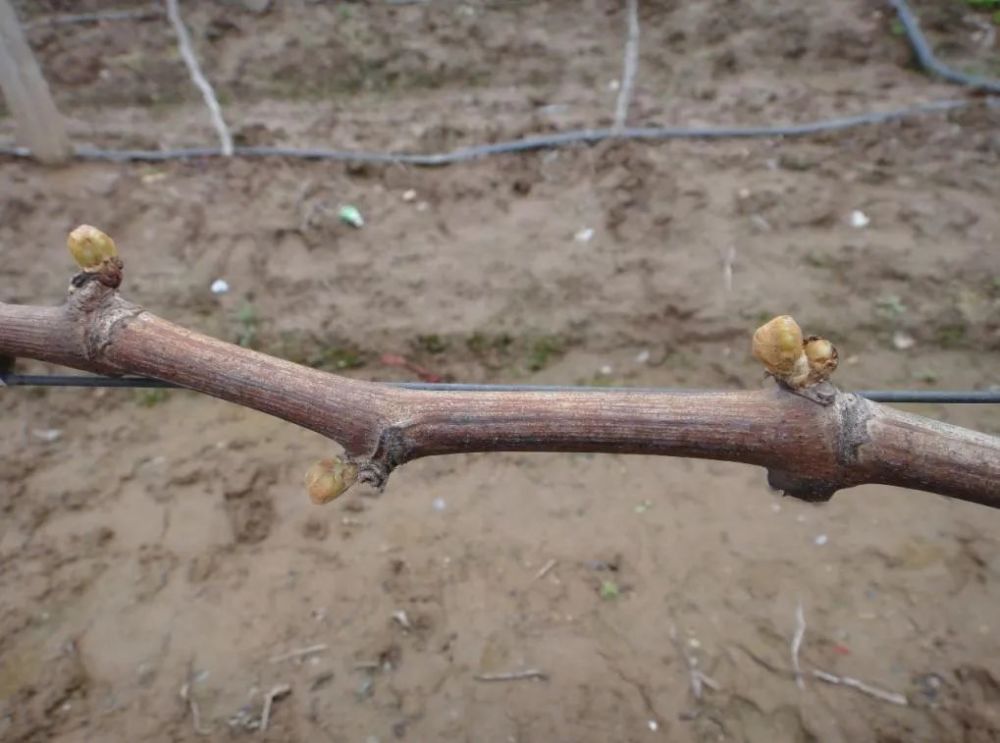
[2,1,999,741]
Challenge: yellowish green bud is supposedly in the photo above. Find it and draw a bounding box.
[305,457,358,505]
[68,225,118,270]
[752,315,807,382]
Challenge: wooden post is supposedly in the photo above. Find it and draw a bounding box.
[0,0,72,164]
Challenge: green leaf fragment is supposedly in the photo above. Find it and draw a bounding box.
[339,204,364,228]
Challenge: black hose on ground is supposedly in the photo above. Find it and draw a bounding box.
[889,0,1000,94]
[0,0,996,165]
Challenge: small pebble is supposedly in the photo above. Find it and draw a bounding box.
[137,662,156,686]
[402,189,417,201]
[574,227,595,243]
[648,720,659,731]
[849,209,870,229]
[140,170,167,184]
[432,497,446,512]
[892,331,916,351]
[210,278,230,294]
[814,534,829,546]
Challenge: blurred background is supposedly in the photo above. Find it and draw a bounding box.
[1,1,999,740]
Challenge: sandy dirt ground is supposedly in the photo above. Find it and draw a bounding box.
[2,1,999,741]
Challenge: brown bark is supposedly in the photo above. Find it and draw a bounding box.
[1,276,998,507]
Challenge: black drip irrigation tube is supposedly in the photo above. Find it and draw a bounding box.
[0,0,996,165]
[0,100,973,164]
[889,0,1000,94]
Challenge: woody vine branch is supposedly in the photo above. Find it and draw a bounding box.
[0,227,997,507]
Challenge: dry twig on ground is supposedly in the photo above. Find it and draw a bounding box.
[791,602,806,690]
[613,0,640,130]
[164,0,233,156]
[260,683,291,732]
[268,644,328,664]
[670,625,719,701]
[812,669,908,706]
[475,669,548,682]
[179,681,212,736]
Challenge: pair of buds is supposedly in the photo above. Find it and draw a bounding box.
[67,224,360,504]
[751,315,838,389]
[305,315,838,505]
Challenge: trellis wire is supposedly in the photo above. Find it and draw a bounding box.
[1,374,997,404]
